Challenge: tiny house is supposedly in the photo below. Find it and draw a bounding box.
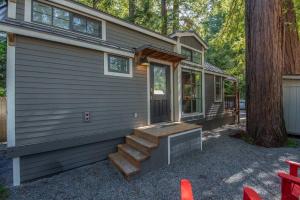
[0,0,238,185]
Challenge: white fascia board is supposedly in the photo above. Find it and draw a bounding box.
[47,0,177,45]
[0,24,134,57]
[171,32,208,49]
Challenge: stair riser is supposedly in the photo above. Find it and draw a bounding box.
[126,138,151,155]
[118,147,141,168]
[109,159,131,180]
[134,130,159,144]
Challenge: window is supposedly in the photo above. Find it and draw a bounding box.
[153,66,167,95]
[181,47,203,64]
[104,53,133,78]
[32,1,102,38]
[53,8,70,29]
[32,1,52,25]
[215,76,223,102]
[182,69,202,114]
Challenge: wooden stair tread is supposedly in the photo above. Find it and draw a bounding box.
[109,153,139,176]
[118,144,149,161]
[126,135,157,149]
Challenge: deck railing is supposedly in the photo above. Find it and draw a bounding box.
[0,97,7,143]
[225,95,237,111]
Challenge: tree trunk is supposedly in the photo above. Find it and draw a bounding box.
[161,0,168,35]
[128,0,136,23]
[245,0,287,147]
[283,0,300,75]
[92,0,99,9]
[173,0,179,33]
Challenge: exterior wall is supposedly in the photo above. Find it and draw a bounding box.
[180,36,204,51]
[20,138,122,182]
[15,36,148,146]
[205,73,224,118]
[106,22,174,51]
[16,0,24,21]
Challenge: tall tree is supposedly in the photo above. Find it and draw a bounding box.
[245,0,287,147]
[173,0,180,32]
[161,0,168,35]
[128,0,136,23]
[283,0,300,74]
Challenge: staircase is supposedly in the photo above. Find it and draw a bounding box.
[108,129,159,180]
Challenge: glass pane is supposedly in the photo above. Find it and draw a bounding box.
[32,2,52,25]
[108,55,129,74]
[87,20,99,36]
[183,100,192,113]
[215,76,222,101]
[181,47,192,61]
[73,16,87,33]
[33,2,52,15]
[153,66,166,95]
[53,8,70,29]
[193,51,202,64]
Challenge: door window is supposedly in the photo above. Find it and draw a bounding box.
[153,66,167,95]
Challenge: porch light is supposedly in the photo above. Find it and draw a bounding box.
[139,56,150,66]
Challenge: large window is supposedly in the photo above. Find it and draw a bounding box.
[182,69,202,114]
[181,47,202,64]
[104,53,133,78]
[32,1,102,38]
[214,76,223,102]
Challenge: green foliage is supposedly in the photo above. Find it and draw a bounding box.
[0,33,6,97]
[285,138,299,148]
[0,185,9,200]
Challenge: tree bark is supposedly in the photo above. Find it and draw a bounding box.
[245,0,287,147]
[128,0,136,23]
[161,0,168,35]
[283,0,300,75]
[92,0,100,9]
[173,0,179,33]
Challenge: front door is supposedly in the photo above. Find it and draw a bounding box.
[150,63,171,124]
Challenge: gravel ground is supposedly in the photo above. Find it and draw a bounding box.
[4,126,300,200]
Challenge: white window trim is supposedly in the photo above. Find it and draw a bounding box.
[214,75,223,102]
[181,66,204,116]
[180,44,204,66]
[8,0,17,19]
[24,0,32,22]
[104,53,133,78]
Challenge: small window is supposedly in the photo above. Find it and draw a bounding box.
[32,1,52,25]
[87,20,100,36]
[72,15,87,33]
[193,51,202,64]
[153,66,167,95]
[215,76,223,102]
[53,8,70,29]
[104,53,133,78]
[181,47,192,62]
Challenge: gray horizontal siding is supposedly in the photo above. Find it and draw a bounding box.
[180,36,204,51]
[20,138,123,182]
[205,73,224,118]
[15,36,148,146]
[16,0,24,21]
[106,22,174,51]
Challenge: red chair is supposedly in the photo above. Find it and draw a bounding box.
[285,160,300,177]
[181,179,194,200]
[243,187,262,200]
[278,172,300,200]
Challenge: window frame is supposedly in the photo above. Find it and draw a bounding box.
[104,53,133,78]
[180,45,203,65]
[31,1,103,39]
[181,68,203,116]
[214,75,223,102]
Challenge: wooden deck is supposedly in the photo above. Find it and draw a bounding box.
[135,122,202,138]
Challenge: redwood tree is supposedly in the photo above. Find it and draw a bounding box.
[245,0,287,147]
[161,0,168,35]
[283,0,300,74]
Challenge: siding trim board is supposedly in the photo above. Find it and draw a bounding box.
[8,0,17,19]
[0,22,134,57]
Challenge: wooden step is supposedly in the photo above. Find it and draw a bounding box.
[126,135,157,154]
[134,129,159,144]
[118,144,149,163]
[108,152,139,179]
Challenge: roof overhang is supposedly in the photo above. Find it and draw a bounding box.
[135,45,186,66]
[170,31,208,50]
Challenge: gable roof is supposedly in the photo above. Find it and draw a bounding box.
[49,0,177,44]
[169,31,209,50]
[204,62,224,74]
